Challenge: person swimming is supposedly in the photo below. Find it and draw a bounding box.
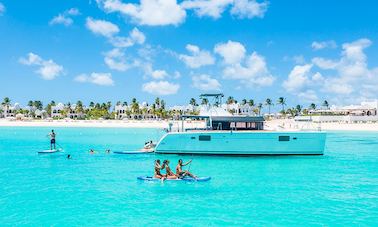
[154,160,166,180]
[163,160,177,179]
[176,159,196,179]
[89,149,95,154]
[67,154,72,159]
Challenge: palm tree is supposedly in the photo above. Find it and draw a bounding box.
[241,99,247,105]
[248,99,254,107]
[257,103,263,115]
[33,101,43,110]
[265,98,273,114]
[122,101,128,106]
[155,97,160,108]
[322,100,329,109]
[295,105,302,116]
[116,101,121,106]
[89,102,95,108]
[226,96,235,105]
[131,98,139,114]
[309,103,316,110]
[76,100,84,113]
[277,97,286,113]
[201,98,209,105]
[189,98,197,106]
[2,97,11,109]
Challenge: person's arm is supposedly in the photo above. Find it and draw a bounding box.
[183,160,192,166]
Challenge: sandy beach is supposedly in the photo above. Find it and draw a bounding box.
[0,118,378,131]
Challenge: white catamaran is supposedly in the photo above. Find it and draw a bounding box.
[155,94,326,155]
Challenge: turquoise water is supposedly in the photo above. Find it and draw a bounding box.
[0,127,377,226]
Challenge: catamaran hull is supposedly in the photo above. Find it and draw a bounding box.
[155,131,326,155]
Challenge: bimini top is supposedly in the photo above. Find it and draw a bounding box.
[211,116,264,122]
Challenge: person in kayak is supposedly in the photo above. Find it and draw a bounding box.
[163,160,177,179]
[49,130,56,150]
[176,159,197,179]
[154,160,165,180]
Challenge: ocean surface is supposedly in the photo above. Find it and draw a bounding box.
[0,127,377,226]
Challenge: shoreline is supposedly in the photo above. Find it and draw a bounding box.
[0,119,378,131]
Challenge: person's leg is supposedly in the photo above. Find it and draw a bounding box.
[50,141,52,150]
[53,141,56,150]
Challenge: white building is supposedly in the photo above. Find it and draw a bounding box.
[297,100,378,123]
[115,104,130,119]
[51,103,65,118]
[1,103,21,118]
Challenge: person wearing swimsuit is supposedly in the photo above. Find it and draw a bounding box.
[49,130,56,150]
[154,160,166,180]
[163,160,177,179]
[176,159,196,179]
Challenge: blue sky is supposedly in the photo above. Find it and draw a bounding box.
[1,0,377,109]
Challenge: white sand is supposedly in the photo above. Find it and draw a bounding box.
[265,119,378,132]
[0,118,377,131]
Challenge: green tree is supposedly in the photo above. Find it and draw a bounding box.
[248,99,254,107]
[189,98,197,106]
[277,97,286,113]
[309,103,317,110]
[257,103,263,115]
[201,98,209,105]
[241,99,247,105]
[322,100,329,109]
[226,96,235,104]
[295,105,302,115]
[265,98,273,114]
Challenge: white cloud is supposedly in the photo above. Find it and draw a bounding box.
[49,8,80,26]
[283,64,313,92]
[19,53,63,80]
[192,74,221,91]
[104,48,131,71]
[98,0,268,26]
[0,3,5,15]
[179,44,215,68]
[74,73,114,86]
[314,38,375,97]
[109,27,145,48]
[311,40,337,50]
[86,17,120,37]
[49,15,73,26]
[67,8,80,16]
[99,0,186,26]
[181,0,232,18]
[222,51,275,87]
[297,90,319,103]
[142,81,180,95]
[230,0,268,19]
[151,70,168,79]
[214,40,246,65]
[285,38,378,103]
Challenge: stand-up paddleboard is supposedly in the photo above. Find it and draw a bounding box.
[137,176,211,182]
[114,150,154,154]
[38,149,63,154]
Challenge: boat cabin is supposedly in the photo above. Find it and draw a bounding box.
[180,115,265,131]
[210,116,264,130]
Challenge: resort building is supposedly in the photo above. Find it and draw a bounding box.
[51,103,65,118]
[66,104,86,119]
[0,103,21,118]
[296,100,378,123]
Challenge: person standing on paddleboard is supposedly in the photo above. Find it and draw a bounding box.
[49,130,56,150]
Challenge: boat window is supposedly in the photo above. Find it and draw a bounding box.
[279,136,290,141]
[199,135,211,141]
